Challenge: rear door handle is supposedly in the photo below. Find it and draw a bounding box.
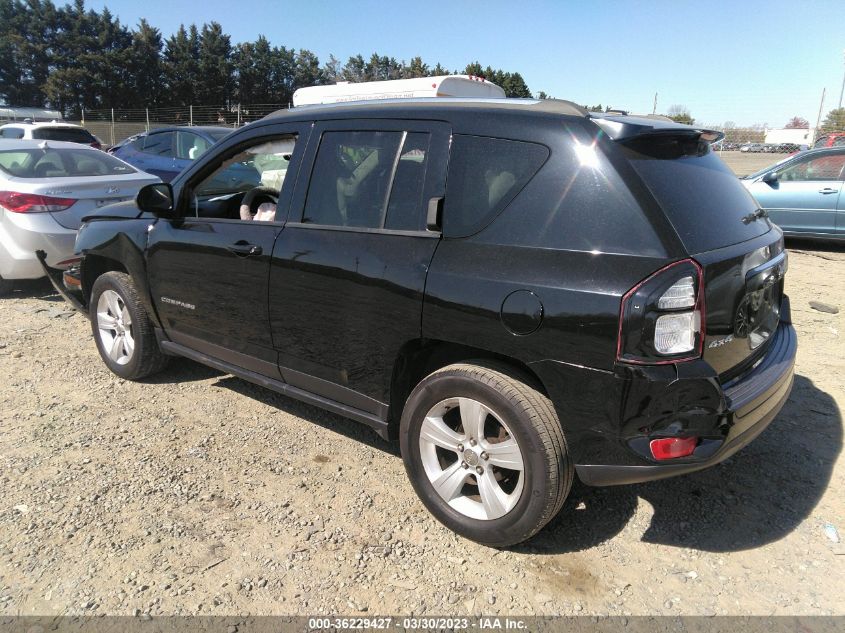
[228,241,262,257]
[818,187,839,194]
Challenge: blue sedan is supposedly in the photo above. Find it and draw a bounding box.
[109,126,233,182]
[741,147,845,240]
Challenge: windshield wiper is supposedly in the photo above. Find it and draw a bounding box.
[742,208,769,224]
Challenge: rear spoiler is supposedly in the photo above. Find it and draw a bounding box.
[591,114,724,143]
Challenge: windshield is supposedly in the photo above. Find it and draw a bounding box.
[620,136,770,253]
[0,147,136,178]
[743,155,796,180]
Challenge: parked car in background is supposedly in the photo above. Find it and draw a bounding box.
[741,146,845,240]
[0,121,102,149]
[812,132,845,148]
[740,143,765,153]
[109,126,234,182]
[0,140,159,294]
[63,99,795,546]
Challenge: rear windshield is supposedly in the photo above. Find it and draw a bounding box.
[620,136,769,253]
[32,127,96,143]
[0,148,136,178]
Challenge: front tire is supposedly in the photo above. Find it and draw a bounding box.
[89,271,168,380]
[399,362,572,547]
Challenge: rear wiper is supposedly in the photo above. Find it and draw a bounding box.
[742,208,769,224]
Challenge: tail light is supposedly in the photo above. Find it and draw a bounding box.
[90,141,102,150]
[617,258,705,364]
[0,191,76,213]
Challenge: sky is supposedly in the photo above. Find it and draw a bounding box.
[88,0,845,128]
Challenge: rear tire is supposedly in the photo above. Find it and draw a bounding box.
[399,362,572,547]
[0,275,10,298]
[89,271,168,380]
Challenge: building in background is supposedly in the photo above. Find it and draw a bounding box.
[764,126,815,145]
[0,106,64,123]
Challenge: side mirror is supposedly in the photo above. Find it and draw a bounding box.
[762,171,779,184]
[137,183,174,217]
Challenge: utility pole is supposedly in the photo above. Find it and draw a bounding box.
[815,87,826,144]
[839,49,845,109]
[652,92,658,115]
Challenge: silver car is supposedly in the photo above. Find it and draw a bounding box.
[0,140,159,293]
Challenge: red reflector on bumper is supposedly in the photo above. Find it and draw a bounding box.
[650,436,698,460]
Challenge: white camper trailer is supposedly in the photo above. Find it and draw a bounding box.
[292,75,506,107]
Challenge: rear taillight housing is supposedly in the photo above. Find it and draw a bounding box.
[617,259,705,364]
[0,191,76,213]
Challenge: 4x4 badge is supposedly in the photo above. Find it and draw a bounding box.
[708,335,734,349]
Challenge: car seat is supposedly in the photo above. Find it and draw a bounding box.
[34,161,63,178]
[76,158,108,175]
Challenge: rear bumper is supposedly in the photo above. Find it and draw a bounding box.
[0,210,76,279]
[575,314,797,486]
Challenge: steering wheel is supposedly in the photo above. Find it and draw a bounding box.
[239,186,278,220]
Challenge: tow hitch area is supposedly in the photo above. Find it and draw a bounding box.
[35,250,87,314]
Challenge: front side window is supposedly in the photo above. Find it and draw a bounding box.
[443,135,549,237]
[176,131,213,160]
[189,135,296,221]
[778,152,845,181]
[143,131,175,157]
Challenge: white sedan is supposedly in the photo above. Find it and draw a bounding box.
[0,139,159,294]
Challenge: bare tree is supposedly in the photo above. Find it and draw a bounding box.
[785,116,809,129]
[666,104,694,125]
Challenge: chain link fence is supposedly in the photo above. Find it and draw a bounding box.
[68,106,827,154]
[67,104,290,146]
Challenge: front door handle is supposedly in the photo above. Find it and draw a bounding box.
[228,241,262,257]
[819,187,839,194]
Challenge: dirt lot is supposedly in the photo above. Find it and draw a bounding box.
[716,151,786,177]
[1,195,843,616]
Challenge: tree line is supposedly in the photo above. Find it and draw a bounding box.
[0,0,532,118]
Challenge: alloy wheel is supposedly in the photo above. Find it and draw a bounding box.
[418,397,525,520]
[96,289,135,366]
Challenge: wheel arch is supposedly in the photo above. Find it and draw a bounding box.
[387,338,549,438]
[78,221,160,327]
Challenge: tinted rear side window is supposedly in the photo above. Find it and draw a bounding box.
[304,130,404,228]
[143,132,175,157]
[620,137,769,253]
[0,148,136,178]
[32,127,96,143]
[385,132,430,231]
[444,135,548,238]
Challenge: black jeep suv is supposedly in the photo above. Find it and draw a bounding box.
[65,99,795,546]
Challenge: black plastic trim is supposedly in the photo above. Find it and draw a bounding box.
[159,340,391,440]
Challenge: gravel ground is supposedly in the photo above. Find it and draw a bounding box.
[0,240,843,618]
